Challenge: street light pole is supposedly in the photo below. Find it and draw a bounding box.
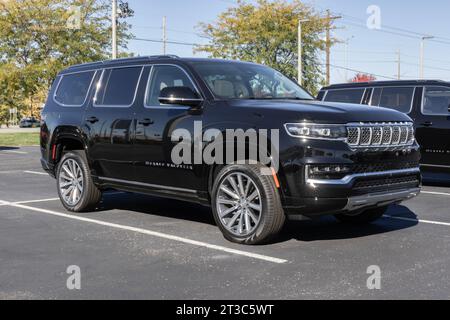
[112,0,118,59]
[298,19,309,86]
[420,36,434,79]
[162,16,167,55]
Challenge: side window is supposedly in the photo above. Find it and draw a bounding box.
[54,71,95,106]
[95,67,143,107]
[146,65,197,106]
[324,89,365,104]
[370,88,382,106]
[422,86,450,116]
[376,87,414,113]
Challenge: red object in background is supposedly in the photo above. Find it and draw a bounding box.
[350,73,377,83]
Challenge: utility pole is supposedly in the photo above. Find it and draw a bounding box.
[325,10,342,86]
[420,36,434,79]
[162,16,167,55]
[344,36,354,82]
[297,19,309,86]
[112,0,118,59]
[397,50,401,80]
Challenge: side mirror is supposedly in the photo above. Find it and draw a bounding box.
[159,86,203,108]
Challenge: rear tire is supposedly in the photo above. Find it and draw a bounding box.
[211,163,285,245]
[56,151,102,212]
[334,206,388,225]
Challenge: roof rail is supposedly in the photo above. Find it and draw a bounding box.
[147,55,180,60]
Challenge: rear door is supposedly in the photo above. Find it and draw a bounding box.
[83,65,144,181]
[370,86,415,115]
[415,85,450,169]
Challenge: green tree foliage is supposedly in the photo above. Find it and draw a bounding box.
[196,0,333,95]
[0,0,132,123]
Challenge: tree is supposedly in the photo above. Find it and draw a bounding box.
[0,0,133,123]
[351,73,377,83]
[195,0,333,95]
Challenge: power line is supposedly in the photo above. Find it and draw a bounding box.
[131,37,204,47]
[323,63,398,80]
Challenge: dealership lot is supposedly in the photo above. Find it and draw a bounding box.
[0,146,450,299]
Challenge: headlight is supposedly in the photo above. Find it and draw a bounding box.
[284,123,347,140]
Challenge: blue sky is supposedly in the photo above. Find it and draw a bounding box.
[124,0,450,84]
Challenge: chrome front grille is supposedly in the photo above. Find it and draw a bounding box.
[347,123,414,149]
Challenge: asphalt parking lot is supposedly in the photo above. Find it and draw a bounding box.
[1,146,450,300]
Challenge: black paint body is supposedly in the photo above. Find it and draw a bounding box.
[41,57,421,217]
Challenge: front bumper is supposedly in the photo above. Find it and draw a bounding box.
[283,167,422,217]
[344,187,420,211]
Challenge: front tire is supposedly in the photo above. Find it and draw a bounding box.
[56,151,102,212]
[211,163,285,245]
[334,206,388,225]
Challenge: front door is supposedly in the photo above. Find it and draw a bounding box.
[84,66,144,181]
[133,64,204,191]
[415,85,450,170]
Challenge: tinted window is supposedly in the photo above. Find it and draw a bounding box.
[95,67,142,106]
[422,86,450,116]
[375,87,414,113]
[324,89,365,104]
[55,71,95,106]
[191,62,313,100]
[146,65,197,106]
[370,88,382,106]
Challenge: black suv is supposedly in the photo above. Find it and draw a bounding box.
[40,56,421,244]
[318,80,450,176]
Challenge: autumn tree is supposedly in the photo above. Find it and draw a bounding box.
[0,0,132,122]
[351,73,377,83]
[195,0,333,94]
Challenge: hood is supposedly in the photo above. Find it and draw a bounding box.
[227,99,412,124]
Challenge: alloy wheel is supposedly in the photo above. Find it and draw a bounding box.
[216,172,262,236]
[59,159,84,206]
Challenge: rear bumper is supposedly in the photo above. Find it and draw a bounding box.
[40,158,55,178]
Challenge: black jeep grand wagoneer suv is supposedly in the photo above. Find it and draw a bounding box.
[40,56,421,244]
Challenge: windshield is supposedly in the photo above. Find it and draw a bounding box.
[190,61,314,100]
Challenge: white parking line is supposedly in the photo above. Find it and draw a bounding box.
[24,171,48,176]
[0,200,288,264]
[421,191,450,197]
[1,150,28,154]
[384,215,450,227]
[14,198,60,205]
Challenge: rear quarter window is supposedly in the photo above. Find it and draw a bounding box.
[324,89,365,104]
[54,71,96,106]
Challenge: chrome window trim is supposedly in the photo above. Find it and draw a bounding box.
[323,87,366,104]
[93,65,144,108]
[143,64,203,109]
[306,167,421,186]
[365,86,416,114]
[98,176,197,194]
[421,85,450,116]
[53,70,97,108]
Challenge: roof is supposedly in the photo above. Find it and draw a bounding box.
[61,55,259,74]
[321,79,450,90]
